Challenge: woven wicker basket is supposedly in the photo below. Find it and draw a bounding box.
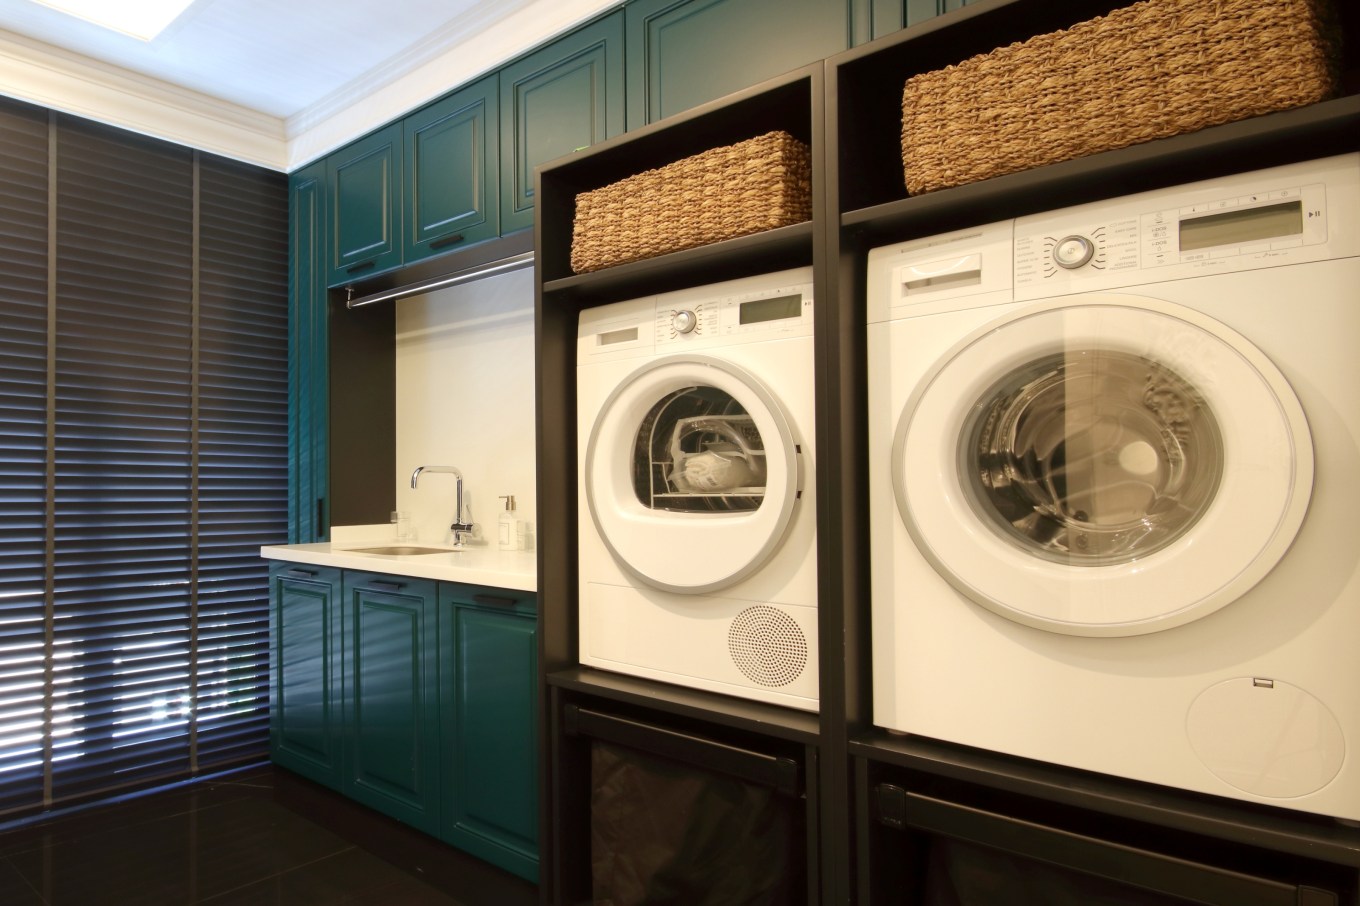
[570,131,812,274]
[901,0,1340,195]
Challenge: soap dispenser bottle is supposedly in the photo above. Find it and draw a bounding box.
[497,495,525,551]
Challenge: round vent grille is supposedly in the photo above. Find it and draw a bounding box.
[728,606,808,687]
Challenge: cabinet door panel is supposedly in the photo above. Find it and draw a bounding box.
[404,76,499,263]
[499,13,624,234]
[872,0,970,38]
[626,0,850,128]
[287,161,329,544]
[328,124,401,285]
[441,593,538,881]
[270,567,342,789]
[346,575,439,834]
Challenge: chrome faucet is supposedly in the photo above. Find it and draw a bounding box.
[411,465,475,548]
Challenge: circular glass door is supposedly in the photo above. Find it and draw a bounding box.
[893,295,1312,636]
[586,354,801,594]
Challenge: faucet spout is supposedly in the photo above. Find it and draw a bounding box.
[410,465,473,547]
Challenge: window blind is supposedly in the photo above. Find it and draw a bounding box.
[0,97,50,816]
[194,155,289,768]
[0,100,288,817]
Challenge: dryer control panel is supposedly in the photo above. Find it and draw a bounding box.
[1014,154,1357,300]
[654,268,813,348]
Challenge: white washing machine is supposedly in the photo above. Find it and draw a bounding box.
[577,268,817,711]
[867,154,1360,821]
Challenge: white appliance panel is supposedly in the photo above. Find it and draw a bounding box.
[868,154,1360,821]
[578,268,818,711]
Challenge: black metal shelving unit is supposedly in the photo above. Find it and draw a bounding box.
[534,0,1360,900]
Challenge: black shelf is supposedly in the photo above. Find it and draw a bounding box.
[839,95,1360,248]
[540,220,814,306]
[850,733,1360,870]
[547,667,821,746]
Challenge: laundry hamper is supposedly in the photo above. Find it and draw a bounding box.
[900,0,1341,195]
[570,131,812,274]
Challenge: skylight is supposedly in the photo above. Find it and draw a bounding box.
[27,0,196,41]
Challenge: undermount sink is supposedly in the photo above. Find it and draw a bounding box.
[346,545,457,556]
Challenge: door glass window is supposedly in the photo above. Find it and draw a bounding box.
[963,350,1223,565]
[634,385,767,512]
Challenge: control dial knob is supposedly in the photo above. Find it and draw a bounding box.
[672,309,698,334]
[1054,234,1095,269]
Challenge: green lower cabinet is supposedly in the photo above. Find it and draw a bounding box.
[439,585,539,882]
[343,571,441,835]
[270,563,344,791]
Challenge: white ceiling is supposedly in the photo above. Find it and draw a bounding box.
[0,0,615,169]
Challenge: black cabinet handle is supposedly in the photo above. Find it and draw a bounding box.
[429,233,465,250]
[283,568,318,579]
[345,258,377,274]
[473,593,517,608]
[315,498,325,539]
[366,580,405,593]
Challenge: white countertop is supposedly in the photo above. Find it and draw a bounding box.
[261,540,537,592]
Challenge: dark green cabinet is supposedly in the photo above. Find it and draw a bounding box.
[343,571,441,835]
[404,75,499,263]
[270,563,344,790]
[498,12,625,235]
[287,160,328,544]
[269,566,539,872]
[625,0,851,128]
[439,586,539,882]
[327,123,402,286]
[873,0,971,38]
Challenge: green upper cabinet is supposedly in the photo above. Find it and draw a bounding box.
[327,123,402,286]
[498,12,625,235]
[286,159,328,544]
[440,585,539,882]
[626,0,852,129]
[404,75,499,263]
[872,0,970,38]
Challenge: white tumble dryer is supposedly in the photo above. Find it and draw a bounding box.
[577,268,817,711]
[866,154,1360,821]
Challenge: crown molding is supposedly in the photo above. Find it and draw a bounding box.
[0,0,618,173]
[0,27,287,169]
[284,0,619,170]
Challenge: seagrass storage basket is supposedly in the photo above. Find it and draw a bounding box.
[570,131,812,274]
[900,0,1341,195]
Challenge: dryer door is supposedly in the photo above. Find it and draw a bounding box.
[893,295,1312,636]
[586,354,802,594]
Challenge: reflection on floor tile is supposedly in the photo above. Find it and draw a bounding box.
[0,766,474,906]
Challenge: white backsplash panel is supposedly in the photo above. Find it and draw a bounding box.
[394,266,537,549]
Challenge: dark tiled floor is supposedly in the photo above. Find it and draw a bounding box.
[0,765,536,906]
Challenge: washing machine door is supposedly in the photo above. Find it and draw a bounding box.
[893,295,1312,636]
[586,354,802,594]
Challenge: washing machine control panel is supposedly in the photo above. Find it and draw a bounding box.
[655,277,813,347]
[1015,171,1335,297]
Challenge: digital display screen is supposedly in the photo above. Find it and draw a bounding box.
[739,293,802,325]
[1179,200,1303,252]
